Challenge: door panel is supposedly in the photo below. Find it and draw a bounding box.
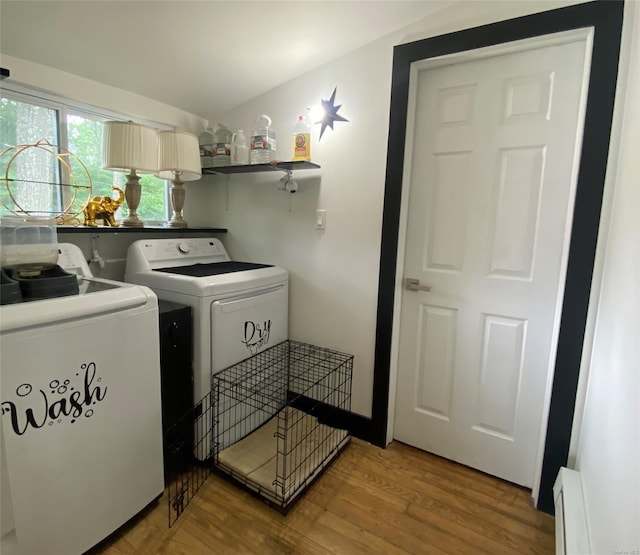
[489,146,544,279]
[394,38,589,487]
[426,152,472,272]
[415,304,457,420]
[475,314,526,440]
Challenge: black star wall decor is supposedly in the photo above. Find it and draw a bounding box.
[317,87,349,140]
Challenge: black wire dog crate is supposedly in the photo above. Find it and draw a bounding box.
[211,340,353,512]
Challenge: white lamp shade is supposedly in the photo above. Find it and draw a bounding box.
[156,130,202,181]
[102,120,158,173]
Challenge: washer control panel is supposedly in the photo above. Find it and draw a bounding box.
[133,238,229,267]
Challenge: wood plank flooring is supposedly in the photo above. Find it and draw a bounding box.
[90,439,555,554]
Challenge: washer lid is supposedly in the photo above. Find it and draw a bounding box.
[0,278,155,333]
[154,261,273,277]
[125,238,287,297]
[127,265,288,298]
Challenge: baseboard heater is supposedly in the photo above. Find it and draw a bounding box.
[553,467,591,555]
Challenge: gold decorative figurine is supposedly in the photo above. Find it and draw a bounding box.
[82,187,125,227]
[1,140,93,224]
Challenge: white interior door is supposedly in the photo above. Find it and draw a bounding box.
[393,36,590,487]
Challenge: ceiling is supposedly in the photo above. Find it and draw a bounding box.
[0,0,449,120]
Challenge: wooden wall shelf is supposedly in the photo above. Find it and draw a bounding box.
[56,226,227,234]
[201,161,320,176]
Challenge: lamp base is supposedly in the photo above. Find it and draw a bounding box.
[168,175,188,228]
[123,171,145,227]
[122,215,144,228]
[168,216,188,228]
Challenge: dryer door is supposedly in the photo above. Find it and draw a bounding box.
[210,284,288,375]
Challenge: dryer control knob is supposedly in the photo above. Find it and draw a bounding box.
[177,242,190,254]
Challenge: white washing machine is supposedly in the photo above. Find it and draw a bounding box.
[0,244,164,555]
[125,237,289,406]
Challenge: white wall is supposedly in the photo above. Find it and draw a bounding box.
[1,54,207,132]
[572,2,640,552]
[195,36,392,415]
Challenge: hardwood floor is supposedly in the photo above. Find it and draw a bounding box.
[90,439,555,554]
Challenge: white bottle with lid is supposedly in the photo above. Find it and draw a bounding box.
[231,130,250,165]
[198,128,215,167]
[250,114,276,164]
[211,123,232,167]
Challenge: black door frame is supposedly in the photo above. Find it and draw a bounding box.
[368,0,624,513]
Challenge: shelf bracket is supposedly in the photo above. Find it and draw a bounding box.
[278,169,298,194]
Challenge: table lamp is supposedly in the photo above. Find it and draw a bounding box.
[102,121,158,227]
[156,130,202,228]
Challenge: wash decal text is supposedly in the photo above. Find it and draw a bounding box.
[1,361,108,436]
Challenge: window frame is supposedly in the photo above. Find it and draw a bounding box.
[1,83,173,225]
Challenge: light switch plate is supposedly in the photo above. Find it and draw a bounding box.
[315,209,326,230]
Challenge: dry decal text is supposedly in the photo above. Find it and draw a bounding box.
[242,320,271,354]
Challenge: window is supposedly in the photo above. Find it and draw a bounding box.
[0,88,169,223]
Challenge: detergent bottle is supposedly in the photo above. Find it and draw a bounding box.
[292,115,311,161]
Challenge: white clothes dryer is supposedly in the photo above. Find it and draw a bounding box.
[125,238,289,406]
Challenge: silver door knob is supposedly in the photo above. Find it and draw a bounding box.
[405,278,431,292]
